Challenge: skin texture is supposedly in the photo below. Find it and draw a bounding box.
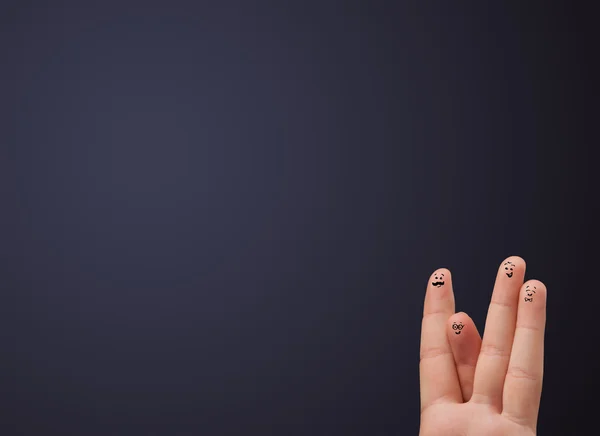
[419,257,546,436]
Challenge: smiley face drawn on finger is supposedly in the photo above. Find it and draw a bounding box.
[504,261,515,278]
[452,322,464,335]
[524,284,537,302]
[431,271,445,287]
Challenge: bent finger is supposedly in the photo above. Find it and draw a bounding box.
[447,312,481,402]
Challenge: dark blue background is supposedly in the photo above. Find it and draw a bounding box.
[2,1,597,435]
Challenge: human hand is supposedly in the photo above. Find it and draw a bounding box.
[419,257,546,436]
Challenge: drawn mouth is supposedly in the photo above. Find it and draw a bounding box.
[455,331,461,335]
[432,281,444,287]
[506,272,513,278]
[525,297,533,302]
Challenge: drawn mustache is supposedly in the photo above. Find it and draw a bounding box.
[432,281,445,287]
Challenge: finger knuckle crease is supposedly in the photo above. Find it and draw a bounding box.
[507,365,540,382]
[420,346,451,361]
[420,393,454,413]
[422,310,449,319]
[502,410,531,426]
[480,343,510,357]
[516,323,541,332]
[490,299,515,309]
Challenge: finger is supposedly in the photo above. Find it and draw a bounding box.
[420,268,461,412]
[447,312,481,402]
[472,256,525,409]
[502,280,547,430]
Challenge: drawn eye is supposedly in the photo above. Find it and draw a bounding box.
[452,324,458,330]
[458,324,464,330]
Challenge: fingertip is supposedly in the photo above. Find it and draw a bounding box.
[449,312,470,323]
[524,279,546,291]
[499,256,525,279]
[431,268,451,278]
[427,268,452,293]
[521,279,547,303]
[505,255,526,268]
[423,268,455,315]
[447,312,480,340]
[448,315,467,335]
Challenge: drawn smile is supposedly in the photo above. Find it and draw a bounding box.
[524,285,537,302]
[431,271,446,287]
[452,322,464,335]
[504,261,515,278]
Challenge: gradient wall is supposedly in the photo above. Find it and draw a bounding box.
[2,1,597,435]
